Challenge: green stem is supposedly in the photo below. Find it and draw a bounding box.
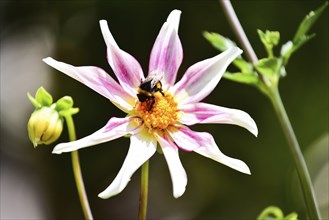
[219,0,321,219]
[64,114,94,220]
[138,160,149,220]
[268,88,320,219]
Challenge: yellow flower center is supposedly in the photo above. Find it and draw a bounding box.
[135,92,179,130]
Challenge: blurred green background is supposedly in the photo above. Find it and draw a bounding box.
[1,1,328,219]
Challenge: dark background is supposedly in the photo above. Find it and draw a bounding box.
[1,1,328,219]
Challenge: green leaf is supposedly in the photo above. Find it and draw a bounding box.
[293,2,328,43]
[27,93,41,108]
[59,107,79,117]
[255,57,281,77]
[35,87,53,107]
[223,72,259,85]
[281,34,316,64]
[285,212,298,220]
[257,29,280,48]
[257,206,284,220]
[55,96,74,111]
[232,58,253,73]
[203,31,236,52]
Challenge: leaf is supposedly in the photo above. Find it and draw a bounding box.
[55,96,74,111]
[35,87,53,107]
[233,58,253,73]
[59,107,79,117]
[203,31,236,52]
[281,34,316,64]
[223,72,259,85]
[257,29,280,48]
[255,57,281,78]
[27,93,41,108]
[293,2,328,43]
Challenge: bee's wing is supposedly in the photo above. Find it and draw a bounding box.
[149,72,164,87]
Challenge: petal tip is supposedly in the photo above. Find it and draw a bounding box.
[52,147,63,154]
[230,46,243,56]
[98,191,109,199]
[167,9,182,32]
[42,57,53,64]
[173,186,186,198]
[239,163,251,175]
[99,19,108,26]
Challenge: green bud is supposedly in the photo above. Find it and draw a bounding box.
[27,107,63,147]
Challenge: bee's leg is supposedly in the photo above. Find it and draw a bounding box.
[149,97,155,111]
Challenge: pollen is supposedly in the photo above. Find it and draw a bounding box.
[135,92,179,130]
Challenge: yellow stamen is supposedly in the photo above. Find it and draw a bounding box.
[135,92,179,130]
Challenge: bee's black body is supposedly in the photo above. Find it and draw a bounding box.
[137,76,164,110]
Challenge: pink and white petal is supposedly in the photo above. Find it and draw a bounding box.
[52,116,142,154]
[193,131,250,174]
[148,10,182,90]
[179,102,258,136]
[167,125,206,152]
[155,131,187,198]
[169,125,250,174]
[171,47,242,105]
[100,20,144,95]
[98,128,157,199]
[43,57,135,113]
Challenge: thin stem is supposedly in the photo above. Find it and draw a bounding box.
[219,0,321,219]
[138,160,149,220]
[65,114,94,220]
[219,0,258,64]
[269,88,320,219]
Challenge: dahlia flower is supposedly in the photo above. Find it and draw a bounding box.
[43,9,257,199]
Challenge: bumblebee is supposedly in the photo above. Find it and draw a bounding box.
[137,75,164,109]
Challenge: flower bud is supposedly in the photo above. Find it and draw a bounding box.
[27,107,63,147]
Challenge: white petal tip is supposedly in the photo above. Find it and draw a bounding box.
[229,46,243,56]
[237,163,251,175]
[99,19,117,48]
[167,10,182,32]
[174,189,185,199]
[52,144,69,154]
[99,19,108,26]
[98,192,109,199]
[169,9,182,17]
[42,57,53,63]
[51,149,63,154]
[253,128,259,137]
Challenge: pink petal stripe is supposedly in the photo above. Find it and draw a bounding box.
[98,129,157,199]
[100,20,144,96]
[192,132,251,174]
[179,102,258,136]
[43,57,135,113]
[155,131,187,198]
[167,125,207,152]
[171,47,242,105]
[148,10,183,90]
[52,116,142,154]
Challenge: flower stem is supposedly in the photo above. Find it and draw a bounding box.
[64,114,94,220]
[219,0,321,219]
[138,160,149,220]
[268,88,320,219]
[219,0,258,64]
